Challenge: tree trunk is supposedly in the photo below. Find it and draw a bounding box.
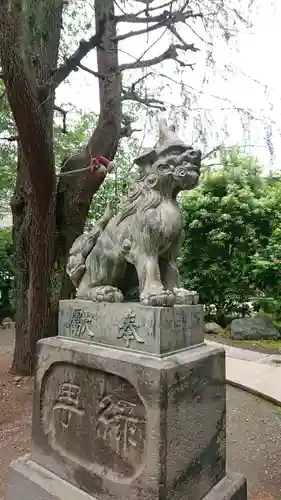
[1,0,122,374]
[55,0,122,299]
[10,150,30,373]
[0,0,62,374]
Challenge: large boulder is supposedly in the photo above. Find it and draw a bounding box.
[204,322,224,335]
[229,316,280,341]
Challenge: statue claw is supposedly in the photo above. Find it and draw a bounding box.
[172,288,199,305]
[140,288,175,307]
[90,286,124,303]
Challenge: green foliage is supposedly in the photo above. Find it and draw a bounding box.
[54,111,140,223]
[0,81,17,218]
[250,181,281,322]
[54,112,98,168]
[179,149,277,319]
[88,139,139,223]
[0,228,14,318]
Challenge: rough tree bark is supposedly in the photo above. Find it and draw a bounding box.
[56,0,122,300]
[9,0,63,373]
[0,0,121,374]
[0,1,59,373]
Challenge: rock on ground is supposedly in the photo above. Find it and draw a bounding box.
[204,322,224,335]
[230,316,279,341]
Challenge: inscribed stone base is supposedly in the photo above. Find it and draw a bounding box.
[27,336,235,500]
[58,300,204,355]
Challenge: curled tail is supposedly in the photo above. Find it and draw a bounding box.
[66,202,113,287]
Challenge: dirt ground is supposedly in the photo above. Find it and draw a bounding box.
[0,352,33,500]
[1,330,281,500]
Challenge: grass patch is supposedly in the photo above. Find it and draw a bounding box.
[242,339,281,352]
[275,405,281,418]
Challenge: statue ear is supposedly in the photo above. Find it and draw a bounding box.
[134,149,157,173]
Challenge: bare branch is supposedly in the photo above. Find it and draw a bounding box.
[116,9,203,24]
[77,63,105,79]
[54,105,67,134]
[0,89,6,99]
[122,87,166,110]
[135,0,174,16]
[202,144,223,160]
[168,24,199,52]
[50,21,105,90]
[112,17,169,42]
[131,72,154,90]
[118,44,197,71]
[0,135,18,142]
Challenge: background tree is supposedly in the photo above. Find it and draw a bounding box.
[0,229,14,321]
[179,149,278,324]
[0,0,261,374]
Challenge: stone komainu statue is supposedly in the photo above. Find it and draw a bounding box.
[66,120,201,307]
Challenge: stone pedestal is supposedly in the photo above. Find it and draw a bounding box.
[8,301,247,500]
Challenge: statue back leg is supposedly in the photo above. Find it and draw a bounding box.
[76,239,126,302]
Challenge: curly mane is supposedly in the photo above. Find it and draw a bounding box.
[116,179,162,225]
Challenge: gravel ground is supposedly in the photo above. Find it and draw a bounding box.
[227,385,281,499]
[1,331,281,499]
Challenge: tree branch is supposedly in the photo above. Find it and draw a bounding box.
[122,87,166,110]
[50,21,105,90]
[77,63,105,79]
[0,135,18,142]
[119,44,197,71]
[133,0,173,17]
[131,72,154,89]
[168,24,200,52]
[112,17,169,42]
[54,105,67,134]
[116,8,203,24]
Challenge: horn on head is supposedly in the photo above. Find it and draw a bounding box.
[158,118,169,145]
[158,119,181,148]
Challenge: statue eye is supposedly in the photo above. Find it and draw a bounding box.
[157,163,171,173]
[175,167,186,177]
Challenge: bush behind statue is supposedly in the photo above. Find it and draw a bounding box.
[179,148,281,327]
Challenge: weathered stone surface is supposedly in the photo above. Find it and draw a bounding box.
[31,337,226,500]
[203,472,247,499]
[230,316,279,340]
[8,456,246,500]
[58,300,204,355]
[204,322,224,336]
[66,120,201,307]
[8,456,97,500]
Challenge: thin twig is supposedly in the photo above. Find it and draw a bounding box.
[0,135,19,141]
[54,105,67,134]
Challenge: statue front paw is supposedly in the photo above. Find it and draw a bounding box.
[173,288,199,305]
[140,287,175,307]
[89,286,124,303]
